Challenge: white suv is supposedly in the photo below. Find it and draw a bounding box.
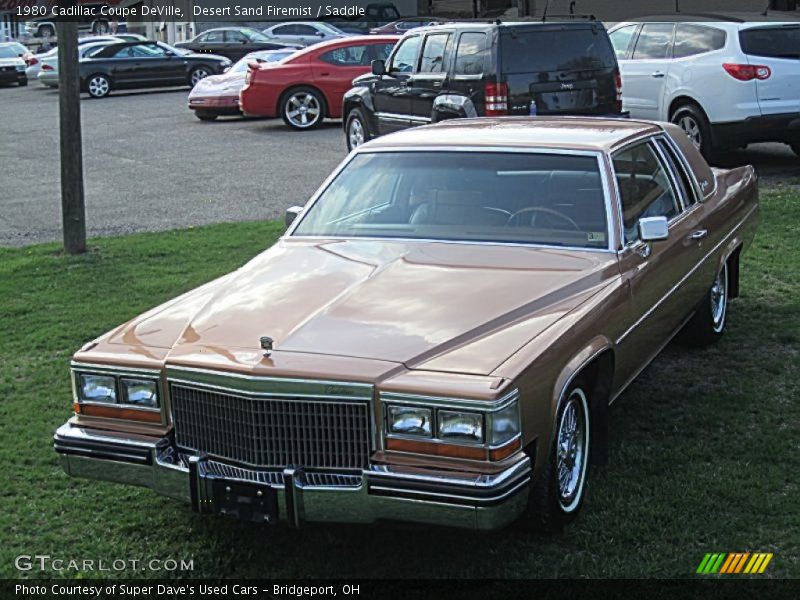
[609,20,800,159]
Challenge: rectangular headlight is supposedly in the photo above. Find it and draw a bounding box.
[79,374,116,404]
[388,405,432,437]
[120,378,159,409]
[438,410,484,443]
[490,400,520,445]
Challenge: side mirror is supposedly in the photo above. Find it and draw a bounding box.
[371,59,385,76]
[164,50,175,57]
[638,216,669,242]
[285,206,303,228]
[315,31,325,37]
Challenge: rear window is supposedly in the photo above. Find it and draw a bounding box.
[500,27,616,73]
[293,152,609,249]
[740,26,800,59]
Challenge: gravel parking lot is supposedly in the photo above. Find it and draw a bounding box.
[1,83,797,247]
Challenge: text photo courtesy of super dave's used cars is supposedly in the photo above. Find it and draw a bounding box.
[2,0,799,583]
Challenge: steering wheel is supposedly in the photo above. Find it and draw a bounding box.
[506,207,581,230]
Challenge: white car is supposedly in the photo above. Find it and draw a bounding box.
[25,46,57,80]
[37,41,117,87]
[262,22,349,47]
[609,20,800,158]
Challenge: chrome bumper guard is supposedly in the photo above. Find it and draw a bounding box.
[54,423,531,530]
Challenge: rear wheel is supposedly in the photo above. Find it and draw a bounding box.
[86,73,111,98]
[683,261,729,347]
[528,381,591,532]
[671,103,716,161]
[93,21,110,34]
[195,111,218,121]
[189,66,211,87]
[281,87,325,130]
[19,79,27,87]
[38,25,54,38]
[345,108,370,151]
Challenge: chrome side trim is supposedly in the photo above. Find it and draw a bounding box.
[376,111,430,124]
[615,203,757,345]
[70,362,161,376]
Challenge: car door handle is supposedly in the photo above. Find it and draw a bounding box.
[690,229,708,240]
[651,71,665,78]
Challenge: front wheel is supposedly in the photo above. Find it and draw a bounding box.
[671,103,716,161]
[86,73,111,98]
[195,111,218,121]
[682,262,729,347]
[345,108,370,151]
[527,381,591,532]
[281,87,325,130]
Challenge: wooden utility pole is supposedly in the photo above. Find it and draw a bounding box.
[56,18,86,254]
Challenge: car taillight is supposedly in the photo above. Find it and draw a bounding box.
[244,68,252,85]
[41,64,53,71]
[28,56,38,66]
[614,69,623,113]
[485,82,508,116]
[722,63,771,81]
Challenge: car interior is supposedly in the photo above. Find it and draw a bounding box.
[293,152,611,249]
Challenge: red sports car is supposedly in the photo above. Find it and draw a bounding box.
[239,35,398,130]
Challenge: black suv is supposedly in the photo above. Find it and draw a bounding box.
[343,21,624,149]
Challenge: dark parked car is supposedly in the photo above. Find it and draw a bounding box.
[174,28,301,61]
[342,21,625,149]
[78,41,232,98]
[336,2,402,34]
[369,18,445,35]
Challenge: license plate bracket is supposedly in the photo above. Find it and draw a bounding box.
[211,479,279,524]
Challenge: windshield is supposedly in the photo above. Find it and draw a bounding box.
[234,50,293,72]
[293,152,609,249]
[158,42,191,56]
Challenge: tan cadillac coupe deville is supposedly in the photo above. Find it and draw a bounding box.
[55,117,758,530]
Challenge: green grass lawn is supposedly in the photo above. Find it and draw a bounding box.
[1,193,798,580]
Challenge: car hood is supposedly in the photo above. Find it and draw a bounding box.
[190,71,244,94]
[182,51,229,62]
[102,239,617,376]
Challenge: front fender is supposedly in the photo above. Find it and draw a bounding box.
[432,94,477,122]
[342,86,378,134]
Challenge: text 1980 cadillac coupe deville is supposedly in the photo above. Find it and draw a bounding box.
[55,117,758,530]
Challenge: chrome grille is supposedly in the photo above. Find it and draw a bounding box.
[170,383,371,469]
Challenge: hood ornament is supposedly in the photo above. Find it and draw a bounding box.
[260,336,274,356]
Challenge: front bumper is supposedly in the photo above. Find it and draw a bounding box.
[54,422,532,530]
[712,112,800,147]
[188,95,241,114]
[0,69,26,84]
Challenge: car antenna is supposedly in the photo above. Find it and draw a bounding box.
[762,1,769,16]
[675,0,680,12]
[542,0,552,22]
[569,1,576,15]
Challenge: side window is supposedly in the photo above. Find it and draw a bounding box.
[613,142,681,244]
[656,138,697,207]
[295,25,318,36]
[418,33,450,73]
[632,23,675,60]
[202,31,224,43]
[272,25,295,36]
[453,32,487,75]
[387,35,421,74]
[321,45,370,66]
[226,31,247,43]
[609,24,639,59]
[673,24,726,58]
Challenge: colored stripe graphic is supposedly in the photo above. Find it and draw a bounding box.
[700,552,774,574]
